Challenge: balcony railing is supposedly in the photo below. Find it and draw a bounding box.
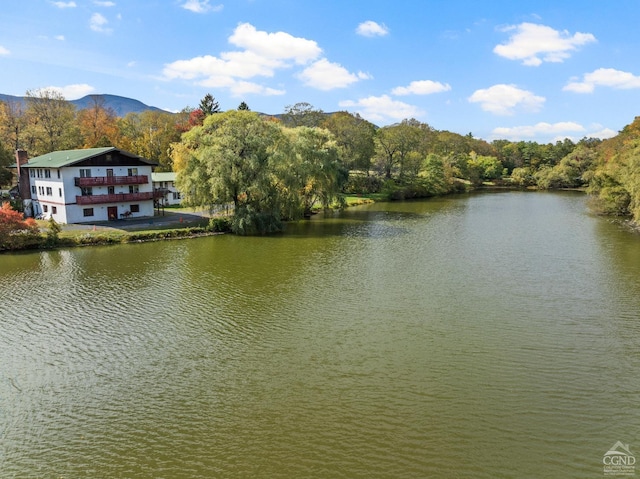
[76,192,155,205]
[75,175,149,187]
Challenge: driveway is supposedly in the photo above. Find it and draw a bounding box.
[61,209,214,232]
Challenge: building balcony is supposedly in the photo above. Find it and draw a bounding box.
[74,175,149,187]
[76,192,155,205]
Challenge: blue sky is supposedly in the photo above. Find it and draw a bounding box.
[1,0,640,143]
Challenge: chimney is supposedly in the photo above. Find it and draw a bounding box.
[15,150,31,199]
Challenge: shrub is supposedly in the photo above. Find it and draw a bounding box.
[0,202,41,251]
[208,217,232,233]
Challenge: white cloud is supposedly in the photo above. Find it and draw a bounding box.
[492,121,585,140]
[55,35,65,41]
[494,22,596,66]
[339,95,424,123]
[563,68,640,93]
[51,1,77,8]
[226,81,285,97]
[587,127,617,139]
[298,59,362,90]
[229,23,321,65]
[127,60,137,67]
[0,46,10,55]
[44,84,95,100]
[468,84,545,115]
[392,80,451,96]
[164,23,324,96]
[181,0,223,13]
[89,13,111,33]
[491,121,618,142]
[93,0,115,6]
[164,52,281,83]
[356,21,389,37]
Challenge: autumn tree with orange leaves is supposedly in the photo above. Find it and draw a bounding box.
[77,96,119,148]
[0,202,40,250]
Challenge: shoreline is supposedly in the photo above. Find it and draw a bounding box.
[2,189,638,254]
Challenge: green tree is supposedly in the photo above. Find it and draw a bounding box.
[322,111,376,173]
[117,111,180,170]
[0,142,13,187]
[0,99,28,151]
[465,152,503,185]
[174,110,290,234]
[281,102,325,128]
[420,154,450,195]
[287,127,348,216]
[374,126,399,179]
[46,216,61,246]
[374,120,422,180]
[238,101,250,111]
[510,167,535,187]
[199,93,221,116]
[24,88,81,154]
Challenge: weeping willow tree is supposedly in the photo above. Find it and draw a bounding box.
[171,111,349,234]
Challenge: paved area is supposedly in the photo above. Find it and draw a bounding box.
[61,209,214,232]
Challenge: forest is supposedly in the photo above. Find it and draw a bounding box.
[1,89,640,234]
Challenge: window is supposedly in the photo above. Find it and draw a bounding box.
[59,188,62,197]
[130,204,140,213]
[43,205,48,213]
[80,187,93,196]
[31,185,36,194]
[80,168,91,178]
[52,206,57,214]
[30,169,35,178]
[106,154,112,162]
[38,186,44,195]
[173,192,181,200]
[83,208,94,217]
[106,168,114,177]
[129,185,139,194]
[46,187,52,196]
[44,170,51,178]
[127,168,138,176]
[57,170,60,179]
[37,169,43,178]
[108,186,115,195]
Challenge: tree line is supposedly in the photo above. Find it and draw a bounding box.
[1,89,640,232]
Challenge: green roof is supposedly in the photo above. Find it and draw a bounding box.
[23,147,155,168]
[152,172,176,182]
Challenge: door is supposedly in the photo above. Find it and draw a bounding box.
[108,206,117,220]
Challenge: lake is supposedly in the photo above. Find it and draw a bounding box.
[1,191,639,478]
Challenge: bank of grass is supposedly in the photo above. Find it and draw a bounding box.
[4,198,380,253]
[344,194,385,205]
[0,216,233,253]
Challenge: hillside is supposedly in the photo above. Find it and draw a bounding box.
[0,93,166,117]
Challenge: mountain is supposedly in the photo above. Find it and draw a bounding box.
[71,94,166,116]
[0,93,167,117]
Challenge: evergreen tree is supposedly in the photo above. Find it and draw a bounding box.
[199,94,221,116]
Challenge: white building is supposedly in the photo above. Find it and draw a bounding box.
[152,171,182,206]
[16,147,159,224]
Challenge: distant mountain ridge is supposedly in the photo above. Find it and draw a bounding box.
[0,93,166,117]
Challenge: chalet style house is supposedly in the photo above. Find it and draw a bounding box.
[15,147,160,224]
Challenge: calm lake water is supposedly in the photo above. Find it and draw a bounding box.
[1,191,639,478]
